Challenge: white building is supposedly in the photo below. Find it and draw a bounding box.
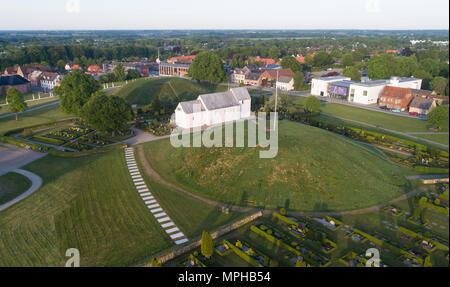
[276,75,294,91]
[315,76,422,105]
[40,72,62,92]
[175,87,251,129]
[311,76,351,97]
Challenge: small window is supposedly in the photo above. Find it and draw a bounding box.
[363,91,368,96]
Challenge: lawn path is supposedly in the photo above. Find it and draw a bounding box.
[136,144,428,217]
[0,169,42,211]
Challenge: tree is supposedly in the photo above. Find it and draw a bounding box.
[269,46,281,60]
[6,88,27,121]
[304,96,321,115]
[151,258,161,267]
[114,63,126,82]
[367,55,390,79]
[313,51,333,67]
[293,71,305,91]
[420,208,428,225]
[342,53,353,67]
[280,208,286,216]
[81,93,133,136]
[265,94,289,113]
[430,77,449,96]
[200,230,213,259]
[343,66,361,81]
[428,105,449,130]
[295,259,307,267]
[423,256,432,267]
[281,56,302,73]
[53,70,101,116]
[189,51,227,83]
[126,69,141,80]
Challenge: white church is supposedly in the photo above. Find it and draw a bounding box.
[174,87,252,129]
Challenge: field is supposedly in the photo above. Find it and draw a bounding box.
[143,120,414,212]
[108,77,227,107]
[414,134,449,146]
[0,147,243,266]
[0,103,69,135]
[0,150,172,266]
[0,172,31,205]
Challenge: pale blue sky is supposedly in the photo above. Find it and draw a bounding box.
[0,0,448,30]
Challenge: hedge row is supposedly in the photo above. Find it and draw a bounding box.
[48,143,127,158]
[414,166,450,174]
[398,227,448,252]
[418,197,449,214]
[0,136,49,152]
[272,212,298,226]
[223,240,263,267]
[2,118,75,136]
[250,225,301,257]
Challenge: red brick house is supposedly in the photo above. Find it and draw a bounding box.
[0,75,32,96]
[258,68,294,87]
[378,86,414,111]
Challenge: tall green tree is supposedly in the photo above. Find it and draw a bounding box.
[293,71,305,91]
[342,53,354,67]
[53,70,101,116]
[430,77,449,96]
[304,96,321,115]
[428,105,449,130]
[114,63,126,82]
[343,66,362,81]
[200,230,213,259]
[313,51,334,67]
[81,93,133,136]
[6,88,27,121]
[189,51,227,83]
[281,56,302,73]
[367,55,390,79]
[269,46,281,60]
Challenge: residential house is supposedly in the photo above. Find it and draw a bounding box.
[247,56,276,66]
[378,86,414,111]
[0,75,31,96]
[40,72,62,92]
[244,72,261,86]
[65,62,82,71]
[175,87,251,129]
[259,69,294,88]
[409,97,437,115]
[29,70,43,88]
[231,67,250,84]
[276,75,294,91]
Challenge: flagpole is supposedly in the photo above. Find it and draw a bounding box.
[274,70,278,131]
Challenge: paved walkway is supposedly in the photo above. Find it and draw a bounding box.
[124,127,171,146]
[0,143,47,176]
[135,144,428,218]
[125,147,188,245]
[0,169,43,211]
[0,100,60,119]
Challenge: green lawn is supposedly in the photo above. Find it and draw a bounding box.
[0,150,173,267]
[0,97,59,116]
[108,77,227,107]
[289,96,448,133]
[413,134,449,146]
[0,103,69,135]
[143,120,414,212]
[0,172,31,205]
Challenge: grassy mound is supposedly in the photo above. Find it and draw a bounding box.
[109,77,227,107]
[144,121,413,212]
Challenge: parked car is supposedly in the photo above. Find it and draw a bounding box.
[392,109,401,113]
[409,112,419,116]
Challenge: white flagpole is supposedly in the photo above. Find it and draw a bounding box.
[274,70,279,131]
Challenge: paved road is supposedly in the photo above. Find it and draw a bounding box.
[0,100,60,120]
[0,169,43,212]
[0,143,47,176]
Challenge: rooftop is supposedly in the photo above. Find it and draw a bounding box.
[0,75,30,86]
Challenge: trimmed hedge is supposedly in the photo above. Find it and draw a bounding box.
[250,225,301,257]
[414,166,449,174]
[398,227,448,252]
[272,212,298,226]
[48,143,127,158]
[223,240,263,267]
[2,118,75,137]
[417,197,449,215]
[0,136,49,152]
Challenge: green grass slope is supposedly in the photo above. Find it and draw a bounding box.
[0,172,31,205]
[144,121,413,212]
[109,77,227,107]
[0,150,172,267]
